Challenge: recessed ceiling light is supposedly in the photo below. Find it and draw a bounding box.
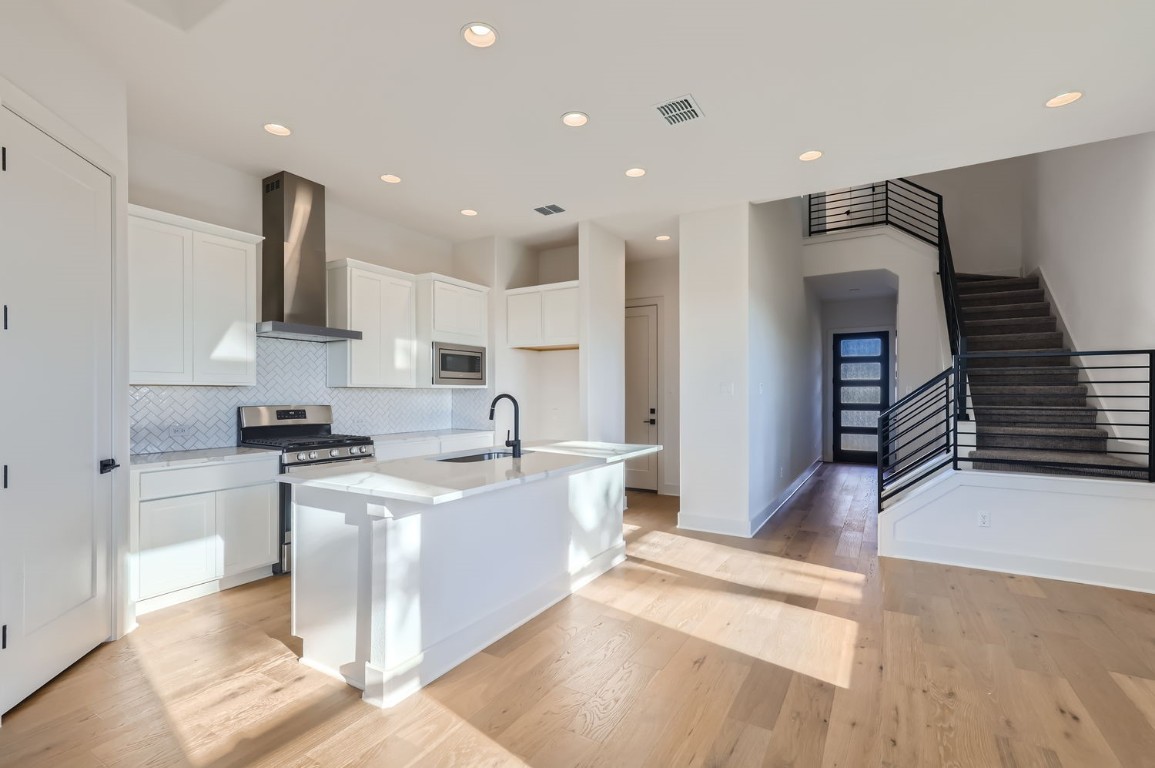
[1045,91,1083,108]
[562,112,589,127]
[462,22,497,48]
[655,235,671,241]
[799,150,823,162]
[264,123,291,136]
[380,174,402,184]
[461,209,478,216]
[625,167,647,178]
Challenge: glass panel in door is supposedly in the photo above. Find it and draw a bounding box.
[833,331,890,464]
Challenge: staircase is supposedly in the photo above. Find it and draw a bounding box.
[957,274,1148,480]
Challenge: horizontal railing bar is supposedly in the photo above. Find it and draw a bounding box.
[810,221,891,235]
[881,369,953,417]
[883,428,952,465]
[884,440,956,483]
[888,221,939,247]
[883,390,951,428]
[809,188,886,203]
[956,442,1151,457]
[961,456,1149,473]
[885,186,940,217]
[894,176,943,200]
[884,399,953,438]
[966,426,1150,436]
[886,210,939,238]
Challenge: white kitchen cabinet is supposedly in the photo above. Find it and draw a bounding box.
[218,484,278,577]
[138,492,217,600]
[128,206,261,386]
[130,454,281,616]
[327,260,417,388]
[418,274,489,348]
[506,281,580,349]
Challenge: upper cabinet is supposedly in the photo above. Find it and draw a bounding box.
[327,260,417,388]
[420,276,488,347]
[129,206,261,386]
[507,281,580,350]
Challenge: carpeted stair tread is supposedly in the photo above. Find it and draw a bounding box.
[957,273,1011,282]
[967,448,1148,480]
[968,331,1065,351]
[962,302,1051,321]
[958,288,1045,307]
[966,315,1057,334]
[957,277,1040,295]
[968,406,1098,427]
[967,349,1071,368]
[974,424,1108,452]
[975,425,1105,437]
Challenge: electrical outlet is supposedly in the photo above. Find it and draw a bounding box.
[779,466,785,479]
[168,425,193,438]
[978,510,992,528]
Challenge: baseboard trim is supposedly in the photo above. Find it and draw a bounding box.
[361,542,626,708]
[678,459,823,538]
[134,565,274,616]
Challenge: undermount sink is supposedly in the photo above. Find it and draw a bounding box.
[438,450,527,463]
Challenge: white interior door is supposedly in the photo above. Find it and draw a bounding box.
[624,305,659,490]
[0,107,114,718]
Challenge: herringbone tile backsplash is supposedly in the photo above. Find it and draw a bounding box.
[131,338,463,454]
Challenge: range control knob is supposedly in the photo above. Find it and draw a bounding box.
[296,453,307,462]
[330,449,341,458]
[309,451,318,460]
[353,446,363,454]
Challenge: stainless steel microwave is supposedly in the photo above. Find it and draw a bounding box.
[433,342,486,386]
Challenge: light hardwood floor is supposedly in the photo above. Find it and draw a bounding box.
[4,463,1155,767]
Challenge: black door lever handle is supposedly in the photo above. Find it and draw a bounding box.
[99,458,121,474]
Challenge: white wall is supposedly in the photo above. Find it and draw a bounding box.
[804,228,952,398]
[820,296,898,462]
[679,204,751,534]
[909,157,1028,277]
[1023,131,1155,351]
[881,469,1155,595]
[747,200,823,529]
[578,222,626,443]
[538,244,579,284]
[127,134,454,276]
[626,257,680,495]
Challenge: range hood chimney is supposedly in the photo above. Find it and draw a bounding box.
[256,171,362,342]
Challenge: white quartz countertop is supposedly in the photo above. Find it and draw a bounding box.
[371,429,493,444]
[279,441,662,505]
[130,446,280,471]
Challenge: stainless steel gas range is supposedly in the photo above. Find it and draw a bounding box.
[237,405,375,573]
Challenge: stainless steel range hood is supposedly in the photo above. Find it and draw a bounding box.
[257,171,362,342]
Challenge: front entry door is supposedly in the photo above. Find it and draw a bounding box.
[833,332,890,464]
[0,106,115,718]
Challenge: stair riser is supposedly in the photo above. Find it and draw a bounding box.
[959,289,1045,307]
[966,317,1057,334]
[967,372,1079,385]
[975,434,1108,452]
[962,303,1051,321]
[968,355,1071,368]
[968,333,1064,351]
[972,395,1088,408]
[957,278,1039,295]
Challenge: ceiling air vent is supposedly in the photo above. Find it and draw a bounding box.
[655,94,702,126]
[534,204,566,216]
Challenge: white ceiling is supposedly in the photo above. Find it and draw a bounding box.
[50,0,1155,260]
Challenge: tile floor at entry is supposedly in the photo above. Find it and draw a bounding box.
[2,464,1155,766]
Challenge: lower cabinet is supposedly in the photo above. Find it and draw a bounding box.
[132,459,280,614]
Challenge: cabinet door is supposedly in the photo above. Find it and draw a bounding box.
[139,492,217,600]
[541,286,579,346]
[129,217,193,384]
[191,233,256,385]
[507,292,542,348]
[348,269,385,386]
[457,286,486,339]
[217,484,278,577]
[433,280,462,335]
[380,276,417,387]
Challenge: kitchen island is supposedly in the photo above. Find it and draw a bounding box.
[279,441,660,708]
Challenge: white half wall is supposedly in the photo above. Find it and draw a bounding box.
[627,257,680,496]
[578,222,626,443]
[804,227,952,398]
[880,469,1155,594]
[1023,131,1155,352]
